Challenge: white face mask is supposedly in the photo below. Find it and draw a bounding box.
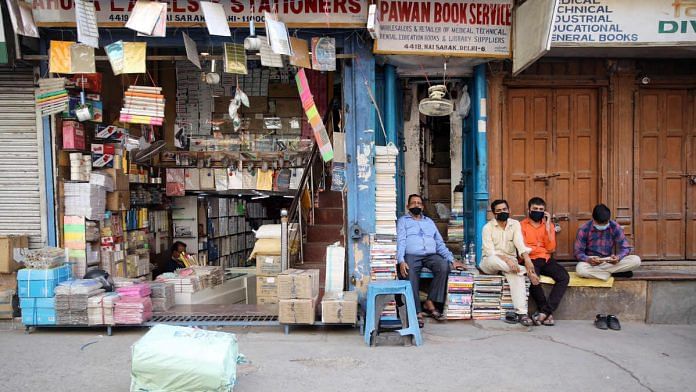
[593,223,610,231]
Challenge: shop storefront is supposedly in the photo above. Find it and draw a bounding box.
[492,0,696,261]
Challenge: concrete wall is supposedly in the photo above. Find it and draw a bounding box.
[403,84,421,208]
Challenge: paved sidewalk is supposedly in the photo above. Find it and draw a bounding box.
[0,319,694,391]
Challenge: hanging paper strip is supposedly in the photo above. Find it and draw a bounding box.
[295,68,333,162]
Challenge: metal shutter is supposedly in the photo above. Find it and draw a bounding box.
[0,66,46,248]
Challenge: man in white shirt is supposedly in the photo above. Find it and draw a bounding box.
[480,199,540,326]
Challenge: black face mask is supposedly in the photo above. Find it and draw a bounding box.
[496,212,510,221]
[409,207,422,216]
[529,210,544,222]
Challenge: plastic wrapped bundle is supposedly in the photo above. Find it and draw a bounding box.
[148,282,175,312]
[116,283,152,298]
[88,292,120,325]
[114,296,152,324]
[131,324,239,392]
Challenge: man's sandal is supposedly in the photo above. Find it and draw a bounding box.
[519,315,534,327]
[543,315,555,326]
[425,308,447,322]
[417,315,425,328]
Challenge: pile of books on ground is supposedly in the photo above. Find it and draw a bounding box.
[148,282,175,312]
[445,271,474,320]
[120,85,165,125]
[499,276,531,319]
[472,275,503,320]
[55,279,105,325]
[88,292,120,325]
[448,191,464,242]
[114,283,152,324]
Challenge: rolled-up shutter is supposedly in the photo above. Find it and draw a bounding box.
[0,66,46,248]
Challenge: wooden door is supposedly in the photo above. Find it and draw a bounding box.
[635,90,690,260]
[686,91,696,259]
[504,88,599,259]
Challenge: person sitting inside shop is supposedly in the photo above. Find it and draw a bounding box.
[480,199,540,327]
[574,204,641,281]
[520,197,569,327]
[397,194,465,327]
[161,241,188,275]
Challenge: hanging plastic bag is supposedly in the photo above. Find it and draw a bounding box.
[458,85,471,118]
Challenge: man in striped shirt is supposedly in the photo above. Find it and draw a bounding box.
[574,204,641,281]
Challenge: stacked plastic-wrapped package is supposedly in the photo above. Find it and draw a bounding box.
[88,292,120,325]
[55,279,105,325]
[148,282,175,312]
[114,283,152,324]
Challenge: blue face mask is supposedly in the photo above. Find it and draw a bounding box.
[593,223,610,231]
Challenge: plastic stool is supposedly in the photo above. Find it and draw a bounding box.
[364,280,423,347]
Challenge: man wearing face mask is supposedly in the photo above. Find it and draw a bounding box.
[521,197,569,326]
[574,204,641,281]
[480,199,539,326]
[397,194,464,326]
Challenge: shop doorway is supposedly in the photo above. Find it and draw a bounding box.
[503,88,599,259]
[634,89,696,260]
[422,116,452,241]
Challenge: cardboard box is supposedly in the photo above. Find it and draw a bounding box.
[107,191,130,211]
[91,143,116,155]
[0,287,13,319]
[102,168,130,191]
[277,269,319,299]
[273,99,303,117]
[256,255,282,276]
[62,121,85,150]
[0,272,18,290]
[257,296,279,305]
[0,236,28,273]
[256,276,278,297]
[92,153,115,168]
[279,296,317,324]
[269,83,298,98]
[321,291,358,324]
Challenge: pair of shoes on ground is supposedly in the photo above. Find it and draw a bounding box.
[532,312,555,326]
[504,311,534,327]
[595,314,621,330]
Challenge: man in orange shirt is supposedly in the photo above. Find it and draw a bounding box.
[520,197,569,326]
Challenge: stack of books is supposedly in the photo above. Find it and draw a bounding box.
[445,271,474,320]
[120,85,165,125]
[35,78,69,116]
[374,145,398,235]
[472,275,503,320]
[372,145,399,320]
[499,276,531,319]
[448,191,464,242]
[369,234,398,281]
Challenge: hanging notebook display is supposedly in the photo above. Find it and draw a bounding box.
[36,78,69,116]
[295,68,333,162]
[120,85,165,125]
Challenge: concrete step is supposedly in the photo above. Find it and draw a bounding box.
[317,191,343,209]
[314,208,343,225]
[307,224,343,243]
[531,269,696,324]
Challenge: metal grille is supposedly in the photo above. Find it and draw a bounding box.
[0,66,45,248]
[144,314,279,327]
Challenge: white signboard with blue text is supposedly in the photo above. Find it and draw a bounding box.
[552,0,696,46]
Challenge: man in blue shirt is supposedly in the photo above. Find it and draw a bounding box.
[397,194,464,324]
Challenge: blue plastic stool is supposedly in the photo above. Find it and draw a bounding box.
[364,280,423,347]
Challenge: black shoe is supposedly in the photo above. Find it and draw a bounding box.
[594,314,608,330]
[607,315,621,331]
[612,271,634,278]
